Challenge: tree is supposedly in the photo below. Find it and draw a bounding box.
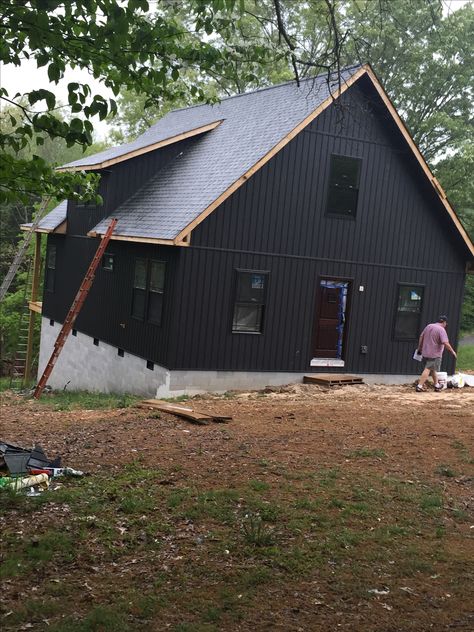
[0,0,277,204]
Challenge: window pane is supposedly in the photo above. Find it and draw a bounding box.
[397,286,423,312]
[102,254,114,271]
[133,259,147,289]
[330,155,360,188]
[395,312,420,339]
[150,261,165,292]
[47,245,56,269]
[395,285,424,339]
[131,289,146,319]
[327,155,361,217]
[232,304,263,332]
[327,187,359,216]
[236,272,266,302]
[148,292,163,325]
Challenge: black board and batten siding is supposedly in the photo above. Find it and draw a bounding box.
[43,78,466,377]
[66,137,199,237]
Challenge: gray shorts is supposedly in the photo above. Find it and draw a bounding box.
[423,357,442,371]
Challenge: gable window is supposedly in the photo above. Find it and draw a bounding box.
[394,284,424,340]
[131,258,166,325]
[45,244,57,292]
[102,253,114,271]
[232,270,268,333]
[326,155,361,217]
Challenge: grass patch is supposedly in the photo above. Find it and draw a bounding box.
[162,394,190,402]
[457,344,474,370]
[0,460,467,631]
[435,464,456,478]
[348,447,386,458]
[33,389,139,411]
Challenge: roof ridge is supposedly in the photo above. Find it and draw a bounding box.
[158,63,365,116]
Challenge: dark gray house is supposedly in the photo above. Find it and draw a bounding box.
[28,64,474,396]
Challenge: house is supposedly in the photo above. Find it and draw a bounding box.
[26,64,474,396]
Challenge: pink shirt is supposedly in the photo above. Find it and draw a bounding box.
[420,323,448,358]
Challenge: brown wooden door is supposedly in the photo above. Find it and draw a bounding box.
[313,285,341,358]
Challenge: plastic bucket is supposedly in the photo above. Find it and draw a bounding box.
[437,371,448,390]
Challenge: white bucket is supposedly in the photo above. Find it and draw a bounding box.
[437,371,448,390]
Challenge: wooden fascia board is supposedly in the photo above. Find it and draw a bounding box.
[20,225,52,234]
[87,231,186,247]
[173,67,367,244]
[56,121,223,172]
[364,66,474,259]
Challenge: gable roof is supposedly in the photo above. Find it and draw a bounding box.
[88,64,367,243]
[38,64,473,257]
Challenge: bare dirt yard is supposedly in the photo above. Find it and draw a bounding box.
[1,382,473,632]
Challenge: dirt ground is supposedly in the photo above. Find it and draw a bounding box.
[1,382,473,631]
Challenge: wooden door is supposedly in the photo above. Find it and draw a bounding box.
[313,285,342,358]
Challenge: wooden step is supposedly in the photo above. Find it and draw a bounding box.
[304,373,364,387]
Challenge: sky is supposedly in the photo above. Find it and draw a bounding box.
[0,0,471,141]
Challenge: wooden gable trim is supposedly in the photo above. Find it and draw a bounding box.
[56,121,223,172]
[87,231,186,247]
[173,67,367,244]
[20,221,67,235]
[363,66,474,258]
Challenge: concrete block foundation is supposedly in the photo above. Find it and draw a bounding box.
[38,317,417,397]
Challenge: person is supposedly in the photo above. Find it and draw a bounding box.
[416,315,457,392]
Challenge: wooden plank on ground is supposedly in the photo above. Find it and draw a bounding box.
[304,374,364,387]
[140,399,232,425]
[141,399,212,424]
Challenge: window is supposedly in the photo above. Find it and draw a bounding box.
[394,285,424,340]
[326,155,361,217]
[232,270,268,333]
[102,253,114,271]
[45,244,57,292]
[131,259,166,325]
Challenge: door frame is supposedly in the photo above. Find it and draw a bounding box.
[311,275,353,361]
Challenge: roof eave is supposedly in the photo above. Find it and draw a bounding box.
[57,120,223,173]
[86,230,188,247]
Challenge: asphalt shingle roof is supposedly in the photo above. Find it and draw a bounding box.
[42,66,363,240]
[38,200,68,231]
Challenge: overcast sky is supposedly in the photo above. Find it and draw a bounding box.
[0,0,471,141]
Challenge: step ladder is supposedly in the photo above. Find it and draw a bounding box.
[33,218,118,399]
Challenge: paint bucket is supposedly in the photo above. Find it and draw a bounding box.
[437,371,448,390]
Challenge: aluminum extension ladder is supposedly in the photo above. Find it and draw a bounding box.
[0,197,51,303]
[33,218,117,399]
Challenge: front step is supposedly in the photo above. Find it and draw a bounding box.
[304,373,364,387]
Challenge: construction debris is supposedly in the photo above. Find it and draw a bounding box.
[0,442,61,475]
[0,441,83,496]
[140,399,232,425]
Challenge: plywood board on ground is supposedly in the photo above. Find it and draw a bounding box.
[304,374,364,386]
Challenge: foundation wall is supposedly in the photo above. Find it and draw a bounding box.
[38,317,417,397]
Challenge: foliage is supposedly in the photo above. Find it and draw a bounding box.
[457,344,474,370]
[0,0,275,203]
